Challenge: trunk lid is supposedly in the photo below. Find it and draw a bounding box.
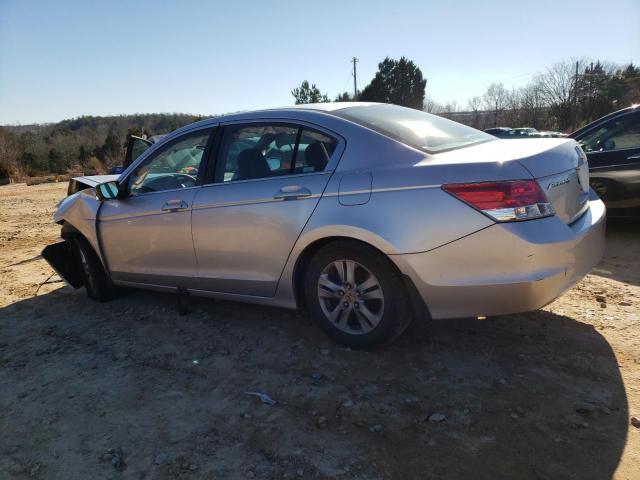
[431,138,590,223]
[513,139,590,224]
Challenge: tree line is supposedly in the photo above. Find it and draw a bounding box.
[0,113,204,179]
[292,57,640,132]
[1,57,637,180]
[292,56,426,109]
[441,60,640,131]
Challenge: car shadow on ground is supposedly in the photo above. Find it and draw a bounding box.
[593,219,640,287]
[0,287,629,480]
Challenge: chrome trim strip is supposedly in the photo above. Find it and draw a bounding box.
[590,162,640,171]
[202,170,331,187]
[191,194,321,211]
[324,183,441,197]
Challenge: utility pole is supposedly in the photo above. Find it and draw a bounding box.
[351,57,359,100]
[573,60,579,130]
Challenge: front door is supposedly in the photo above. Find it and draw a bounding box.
[99,128,213,287]
[578,110,640,211]
[191,122,341,296]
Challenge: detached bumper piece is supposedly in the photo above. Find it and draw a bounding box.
[41,241,84,289]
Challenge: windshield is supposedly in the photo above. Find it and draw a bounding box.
[333,104,494,153]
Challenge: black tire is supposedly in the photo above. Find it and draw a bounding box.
[304,240,413,349]
[73,236,118,302]
[590,178,624,202]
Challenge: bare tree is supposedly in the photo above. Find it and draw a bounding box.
[0,128,22,179]
[503,87,522,126]
[424,95,445,114]
[467,96,482,128]
[483,83,508,127]
[520,81,547,129]
[536,59,587,130]
[444,100,459,113]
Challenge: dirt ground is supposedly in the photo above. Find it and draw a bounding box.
[1,182,639,480]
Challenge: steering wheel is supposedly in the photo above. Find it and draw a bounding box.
[140,173,197,193]
[173,173,196,188]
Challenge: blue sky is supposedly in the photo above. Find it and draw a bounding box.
[0,0,638,124]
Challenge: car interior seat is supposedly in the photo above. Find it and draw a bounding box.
[304,142,329,172]
[233,148,272,180]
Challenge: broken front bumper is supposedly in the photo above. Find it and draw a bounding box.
[42,241,83,288]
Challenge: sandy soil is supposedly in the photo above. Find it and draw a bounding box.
[0,182,638,480]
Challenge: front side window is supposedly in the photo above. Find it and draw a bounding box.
[579,112,640,152]
[131,138,151,163]
[128,130,210,196]
[333,103,494,153]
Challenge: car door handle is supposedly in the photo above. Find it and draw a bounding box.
[627,154,640,160]
[161,199,189,211]
[273,186,312,200]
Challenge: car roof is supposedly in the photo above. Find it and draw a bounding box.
[570,104,639,138]
[285,101,379,112]
[170,102,381,135]
[155,103,386,148]
[212,102,380,122]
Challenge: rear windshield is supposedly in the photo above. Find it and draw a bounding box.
[333,104,494,153]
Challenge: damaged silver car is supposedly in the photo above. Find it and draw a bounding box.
[43,103,606,348]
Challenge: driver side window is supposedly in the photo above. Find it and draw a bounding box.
[580,112,640,152]
[128,130,211,196]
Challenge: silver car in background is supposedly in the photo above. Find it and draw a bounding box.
[44,103,606,348]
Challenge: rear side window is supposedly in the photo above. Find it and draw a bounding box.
[334,103,494,153]
[214,123,337,183]
[215,124,298,182]
[294,128,337,174]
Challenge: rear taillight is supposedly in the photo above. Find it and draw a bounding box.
[442,180,555,222]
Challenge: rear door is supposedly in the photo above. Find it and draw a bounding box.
[98,127,214,287]
[191,121,343,296]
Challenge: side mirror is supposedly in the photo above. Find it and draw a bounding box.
[96,181,123,201]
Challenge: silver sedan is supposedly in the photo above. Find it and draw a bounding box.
[44,103,606,348]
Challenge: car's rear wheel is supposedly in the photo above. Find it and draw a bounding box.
[304,240,412,349]
[590,178,623,202]
[73,236,119,302]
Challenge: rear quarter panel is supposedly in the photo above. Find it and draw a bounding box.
[272,130,535,306]
[302,131,536,255]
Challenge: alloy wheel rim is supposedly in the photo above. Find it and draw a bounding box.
[317,259,384,334]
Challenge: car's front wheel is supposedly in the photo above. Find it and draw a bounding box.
[73,236,119,302]
[304,240,412,349]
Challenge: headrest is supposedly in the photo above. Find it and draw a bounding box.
[235,149,271,180]
[304,142,329,172]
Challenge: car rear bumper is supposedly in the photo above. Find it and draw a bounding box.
[393,191,606,319]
